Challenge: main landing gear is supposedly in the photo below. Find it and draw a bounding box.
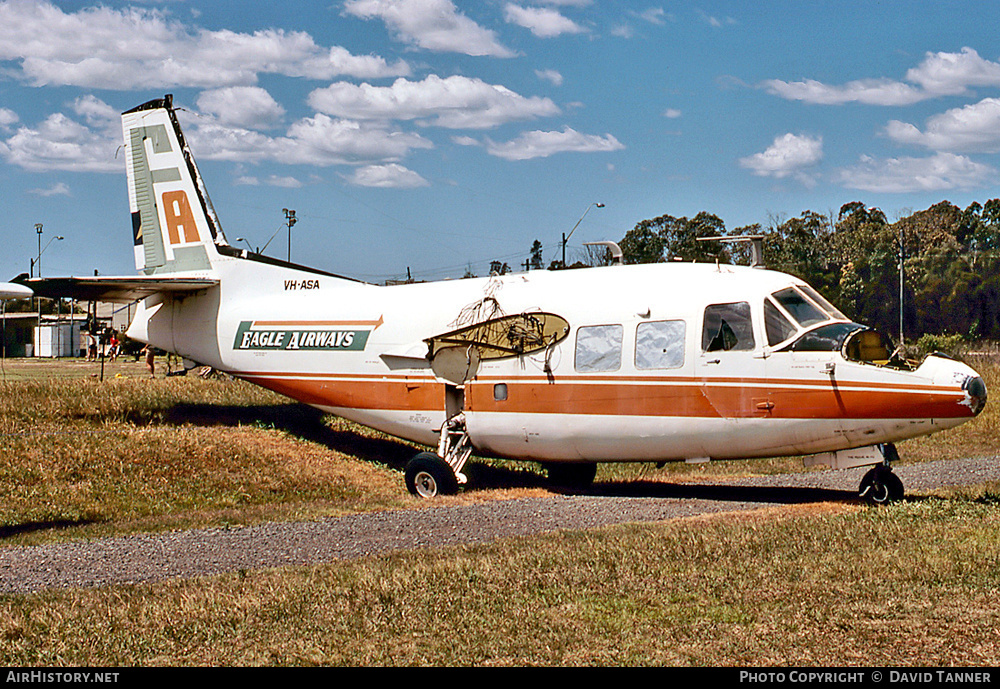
[405,413,472,498]
[858,443,905,505]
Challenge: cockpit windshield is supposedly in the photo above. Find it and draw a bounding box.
[784,322,864,352]
[777,319,914,369]
[766,284,913,369]
[764,284,847,347]
[772,287,828,328]
[797,284,847,320]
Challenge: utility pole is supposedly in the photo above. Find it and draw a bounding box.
[283,209,297,262]
[899,223,904,346]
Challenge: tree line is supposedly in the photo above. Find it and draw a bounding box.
[616,199,1000,343]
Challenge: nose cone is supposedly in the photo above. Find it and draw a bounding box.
[963,375,988,416]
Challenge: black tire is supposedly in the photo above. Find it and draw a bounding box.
[545,462,597,489]
[405,452,458,498]
[859,466,905,505]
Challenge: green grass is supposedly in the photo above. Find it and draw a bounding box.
[0,355,998,666]
[1,486,998,666]
[0,358,418,544]
[1,355,998,544]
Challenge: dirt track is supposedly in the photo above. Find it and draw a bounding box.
[1,456,997,595]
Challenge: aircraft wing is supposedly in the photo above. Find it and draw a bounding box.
[11,275,219,303]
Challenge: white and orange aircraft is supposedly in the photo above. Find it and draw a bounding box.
[15,95,988,502]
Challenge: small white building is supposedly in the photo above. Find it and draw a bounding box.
[33,319,83,358]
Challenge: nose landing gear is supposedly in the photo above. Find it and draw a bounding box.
[858,443,904,505]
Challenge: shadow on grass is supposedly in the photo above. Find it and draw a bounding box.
[0,518,103,539]
[144,402,427,471]
[584,480,859,505]
[131,401,870,505]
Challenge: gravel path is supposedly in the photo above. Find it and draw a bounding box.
[1,456,997,595]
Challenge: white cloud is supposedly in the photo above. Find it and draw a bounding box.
[344,163,429,188]
[70,95,116,128]
[762,78,926,106]
[265,175,303,188]
[535,69,563,86]
[0,107,17,130]
[486,127,624,160]
[636,8,671,25]
[0,1,410,90]
[837,152,995,193]
[343,0,516,57]
[197,87,286,129]
[0,104,121,173]
[663,108,681,118]
[322,45,412,80]
[307,75,560,129]
[504,4,586,38]
[1,91,434,173]
[739,133,823,183]
[905,47,1000,96]
[763,48,1000,106]
[886,97,1000,153]
[187,113,434,167]
[28,182,71,197]
[697,10,736,28]
[610,24,633,39]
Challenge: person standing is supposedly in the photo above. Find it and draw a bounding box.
[143,344,155,377]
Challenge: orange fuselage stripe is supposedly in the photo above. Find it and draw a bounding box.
[239,373,972,420]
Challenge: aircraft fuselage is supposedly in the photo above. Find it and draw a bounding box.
[128,255,986,465]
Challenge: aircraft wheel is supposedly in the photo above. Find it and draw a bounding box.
[859,466,904,505]
[405,452,458,498]
[545,462,597,489]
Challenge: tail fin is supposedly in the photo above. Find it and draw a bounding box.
[122,95,227,275]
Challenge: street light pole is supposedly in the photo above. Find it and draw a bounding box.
[283,208,297,263]
[562,203,604,268]
[35,224,42,278]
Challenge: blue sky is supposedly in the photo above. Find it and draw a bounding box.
[2,0,1000,283]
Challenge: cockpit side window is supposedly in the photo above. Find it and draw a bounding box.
[764,299,797,347]
[772,287,828,328]
[702,302,755,352]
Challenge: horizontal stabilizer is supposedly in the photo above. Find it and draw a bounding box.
[0,282,34,300]
[13,275,218,303]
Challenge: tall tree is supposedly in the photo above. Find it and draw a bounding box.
[620,212,728,264]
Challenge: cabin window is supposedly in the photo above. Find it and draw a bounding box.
[702,302,755,352]
[575,324,623,372]
[493,383,508,401]
[764,299,797,346]
[635,320,686,370]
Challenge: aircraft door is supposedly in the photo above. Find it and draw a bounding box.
[696,301,768,420]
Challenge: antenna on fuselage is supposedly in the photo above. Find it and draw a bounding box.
[696,235,765,268]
